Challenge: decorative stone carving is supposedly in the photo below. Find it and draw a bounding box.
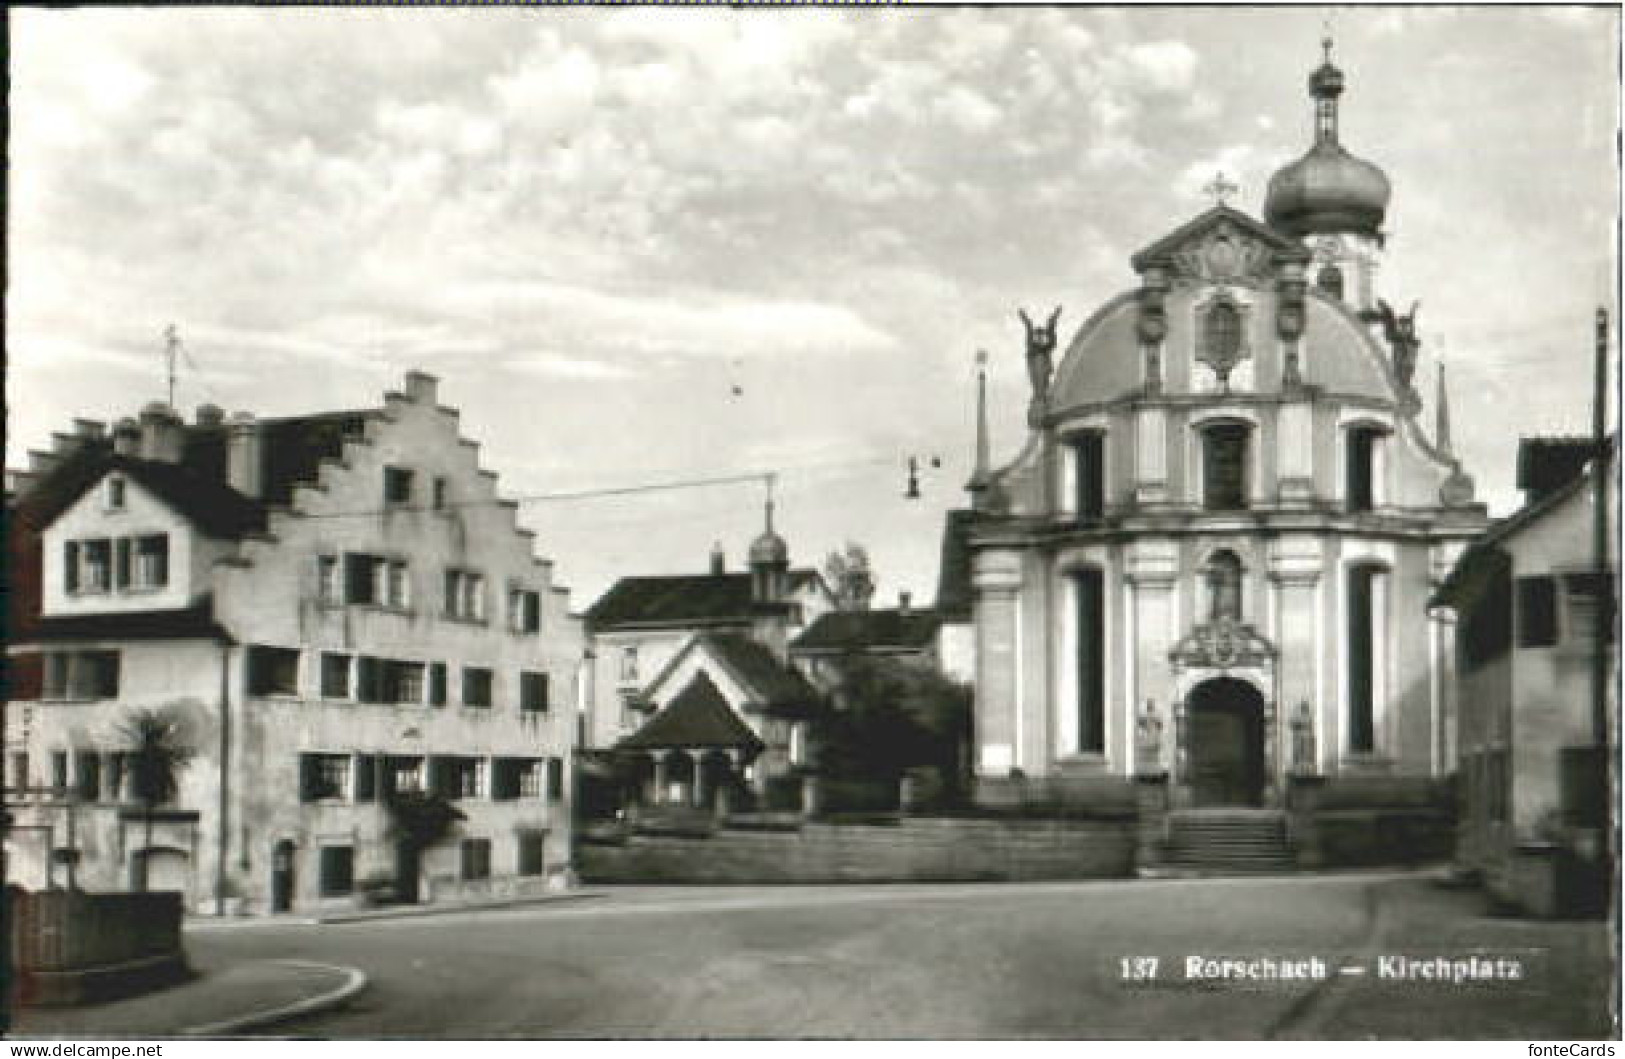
[1171,222,1274,287]
[1195,290,1252,390]
[1169,617,1276,670]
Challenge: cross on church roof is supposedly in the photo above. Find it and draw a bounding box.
[1203,171,1239,208]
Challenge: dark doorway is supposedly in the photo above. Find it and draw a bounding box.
[271,839,296,913]
[394,843,421,905]
[1186,678,1266,806]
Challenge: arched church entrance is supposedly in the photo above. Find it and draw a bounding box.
[1186,677,1265,807]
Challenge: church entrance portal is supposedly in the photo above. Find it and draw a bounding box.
[1186,678,1265,807]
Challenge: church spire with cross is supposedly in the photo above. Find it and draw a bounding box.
[1203,171,1239,210]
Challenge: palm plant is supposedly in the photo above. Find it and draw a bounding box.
[117,708,193,891]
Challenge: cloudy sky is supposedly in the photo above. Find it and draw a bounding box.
[8,6,1618,608]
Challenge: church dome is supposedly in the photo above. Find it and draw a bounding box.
[749,528,788,565]
[1263,45,1391,239]
[748,497,788,566]
[1264,142,1390,238]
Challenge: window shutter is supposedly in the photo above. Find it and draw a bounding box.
[65,541,80,592]
[115,539,132,589]
[354,753,377,802]
[299,755,319,802]
[1516,576,1559,648]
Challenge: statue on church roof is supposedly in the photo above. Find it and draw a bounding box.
[1377,299,1421,391]
[1018,306,1061,424]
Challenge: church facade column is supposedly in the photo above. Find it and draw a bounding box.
[973,550,1025,778]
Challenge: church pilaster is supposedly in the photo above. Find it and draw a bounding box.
[1133,405,1168,504]
[972,550,1025,777]
[1126,541,1180,774]
[1269,542,1325,776]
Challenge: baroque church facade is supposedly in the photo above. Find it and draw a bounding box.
[966,45,1488,811]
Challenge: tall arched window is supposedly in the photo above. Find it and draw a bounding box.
[1071,430,1105,523]
[1346,563,1386,754]
[1201,422,1251,510]
[1346,425,1385,512]
[1205,550,1244,622]
[1073,567,1105,754]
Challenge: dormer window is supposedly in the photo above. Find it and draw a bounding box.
[1317,264,1345,300]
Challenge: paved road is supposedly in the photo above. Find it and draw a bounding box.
[169,874,1612,1039]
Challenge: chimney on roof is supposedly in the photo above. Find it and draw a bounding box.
[227,412,263,498]
[50,432,81,457]
[139,402,185,463]
[112,418,141,457]
[196,403,225,429]
[404,370,439,405]
[72,419,106,441]
[710,541,726,576]
[28,450,62,475]
[898,590,912,617]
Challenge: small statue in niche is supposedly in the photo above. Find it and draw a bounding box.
[1377,299,1422,390]
[1018,306,1061,400]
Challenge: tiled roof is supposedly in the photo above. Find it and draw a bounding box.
[585,570,820,629]
[705,633,821,711]
[15,600,234,644]
[1433,446,1613,610]
[16,411,375,536]
[933,508,976,621]
[617,671,764,751]
[791,609,942,653]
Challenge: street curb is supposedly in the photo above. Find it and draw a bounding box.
[180,961,367,1037]
[313,890,604,925]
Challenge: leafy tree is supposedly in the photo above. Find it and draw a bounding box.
[383,788,466,902]
[385,788,466,853]
[823,542,875,611]
[816,655,973,803]
[117,707,194,890]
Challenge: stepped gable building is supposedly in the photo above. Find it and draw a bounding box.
[962,43,1488,813]
[4,372,582,914]
[582,505,834,807]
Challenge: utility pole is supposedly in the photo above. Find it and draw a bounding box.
[1591,308,1610,750]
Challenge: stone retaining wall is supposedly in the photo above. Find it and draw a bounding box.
[577,815,1137,884]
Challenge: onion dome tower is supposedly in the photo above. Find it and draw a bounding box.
[749,481,790,604]
[1264,38,1392,314]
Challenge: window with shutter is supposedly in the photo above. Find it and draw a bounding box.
[65,541,80,592]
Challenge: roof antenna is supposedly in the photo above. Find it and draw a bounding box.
[163,324,182,409]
